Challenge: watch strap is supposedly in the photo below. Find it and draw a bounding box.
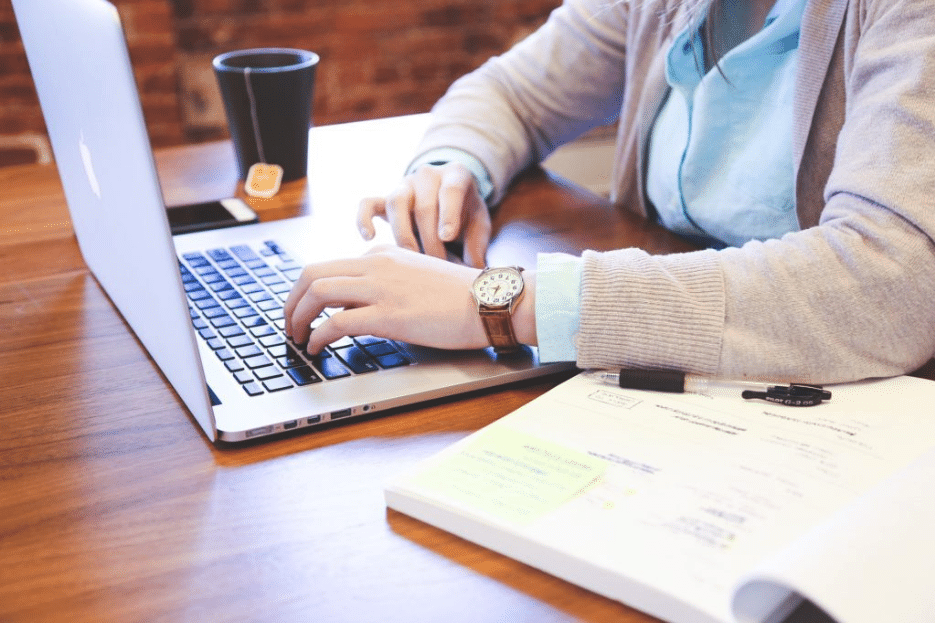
[478,307,520,354]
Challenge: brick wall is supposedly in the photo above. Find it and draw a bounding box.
[0,0,559,165]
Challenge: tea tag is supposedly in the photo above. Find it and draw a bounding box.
[245,162,284,198]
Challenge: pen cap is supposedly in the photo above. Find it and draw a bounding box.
[616,369,686,392]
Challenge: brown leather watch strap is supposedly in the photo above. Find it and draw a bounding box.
[478,307,520,354]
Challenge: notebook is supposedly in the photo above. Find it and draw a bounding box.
[12,0,573,443]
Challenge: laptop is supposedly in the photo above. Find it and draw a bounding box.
[12,0,573,443]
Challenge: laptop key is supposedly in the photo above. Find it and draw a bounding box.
[210,316,237,329]
[328,335,354,349]
[287,365,321,385]
[242,382,264,396]
[254,366,284,381]
[234,370,253,384]
[362,341,397,357]
[216,288,241,301]
[227,335,254,349]
[264,240,286,255]
[259,334,285,348]
[230,244,260,262]
[233,306,259,320]
[309,353,350,379]
[198,327,217,340]
[202,306,228,319]
[250,325,276,338]
[271,344,304,368]
[280,267,303,282]
[235,344,263,359]
[242,316,267,329]
[218,325,245,338]
[334,345,378,374]
[225,297,250,310]
[183,252,209,266]
[263,377,293,392]
[194,297,220,310]
[376,353,410,368]
[244,354,273,369]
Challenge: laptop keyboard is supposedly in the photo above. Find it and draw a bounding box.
[179,240,411,397]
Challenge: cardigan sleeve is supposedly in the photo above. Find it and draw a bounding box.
[411,0,630,205]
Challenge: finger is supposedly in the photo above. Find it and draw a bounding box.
[284,263,335,338]
[285,268,367,344]
[437,165,475,242]
[462,199,492,268]
[306,306,378,355]
[289,279,364,346]
[356,196,387,240]
[383,183,421,253]
[411,167,446,259]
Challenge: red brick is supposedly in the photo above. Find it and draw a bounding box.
[1,0,559,148]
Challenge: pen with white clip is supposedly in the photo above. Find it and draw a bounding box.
[591,369,831,407]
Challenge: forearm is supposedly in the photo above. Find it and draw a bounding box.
[575,203,935,383]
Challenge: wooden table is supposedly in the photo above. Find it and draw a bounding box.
[0,115,927,623]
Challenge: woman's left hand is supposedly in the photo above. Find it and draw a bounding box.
[283,245,488,354]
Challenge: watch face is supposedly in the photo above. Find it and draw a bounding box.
[473,267,524,306]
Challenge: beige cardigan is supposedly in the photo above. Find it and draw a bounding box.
[416,0,935,383]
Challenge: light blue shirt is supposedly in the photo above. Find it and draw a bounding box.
[537,0,805,362]
[647,0,805,248]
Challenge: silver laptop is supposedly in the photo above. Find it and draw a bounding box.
[13,0,572,443]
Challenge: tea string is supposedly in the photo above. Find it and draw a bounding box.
[243,67,266,164]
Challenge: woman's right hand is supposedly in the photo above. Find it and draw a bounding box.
[356,162,491,268]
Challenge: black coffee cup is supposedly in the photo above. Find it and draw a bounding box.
[213,48,319,183]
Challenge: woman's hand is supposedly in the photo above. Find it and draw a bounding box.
[357,162,491,268]
[284,245,489,355]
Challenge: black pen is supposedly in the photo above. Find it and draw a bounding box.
[590,369,831,407]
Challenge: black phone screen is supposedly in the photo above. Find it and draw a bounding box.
[167,198,258,235]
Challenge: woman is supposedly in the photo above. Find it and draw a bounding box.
[284,0,935,384]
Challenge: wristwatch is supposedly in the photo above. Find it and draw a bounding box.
[471,266,525,354]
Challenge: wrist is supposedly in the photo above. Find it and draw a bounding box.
[470,266,537,353]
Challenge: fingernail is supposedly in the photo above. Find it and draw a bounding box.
[439,224,454,240]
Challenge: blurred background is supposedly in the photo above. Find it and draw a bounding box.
[0,0,614,193]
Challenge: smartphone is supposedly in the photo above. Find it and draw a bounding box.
[167,198,259,235]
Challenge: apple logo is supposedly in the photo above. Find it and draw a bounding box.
[79,131,102,199]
